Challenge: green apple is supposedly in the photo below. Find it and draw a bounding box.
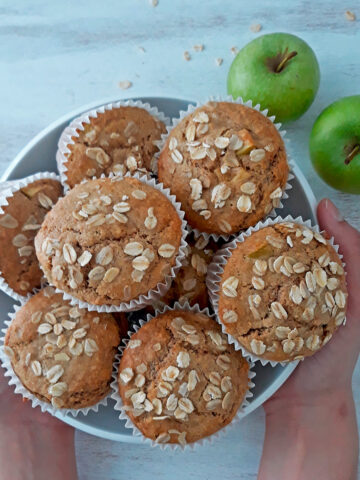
[309,96,360,194]
[227,33,320,123]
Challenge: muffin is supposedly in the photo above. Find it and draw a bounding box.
[34,177,184,308]
[216,221,347,362]
[153,235,218,310]
[117,309,250,445]
[158,101,288,235]
[0,176,63,297]
[3,288,120,409]
[113,312,129,339]
[59,106,166,189]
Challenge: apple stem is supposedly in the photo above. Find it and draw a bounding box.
[345,145,360,165]
[275,51,298,73]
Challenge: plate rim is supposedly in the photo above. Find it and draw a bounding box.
[2,95,317,443]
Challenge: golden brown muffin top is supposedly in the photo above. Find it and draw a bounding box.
[158,102,288,235]
[4,288,119,409]
[0,178,63,296]
[35,177,183,306]
[118,310,249,445]
[63,106,166,188]
[218,222,347,362]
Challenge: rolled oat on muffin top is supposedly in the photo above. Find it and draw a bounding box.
[0,176,63,297]
[117,309,250,445]
[34,176,184,307]
[59,106,166,189]
[3,288,120,409]
[158,101,288,235]
[216,221,347,362]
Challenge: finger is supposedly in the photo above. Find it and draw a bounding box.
[317,198,360,318]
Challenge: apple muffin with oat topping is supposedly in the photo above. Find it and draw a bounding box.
[117,309,250,445]
[59,106,166,189]
[0,176,63,297]
[3,288,119,409]
[216,222,348,362]
[158,101,288,235]
[34,177,183,307]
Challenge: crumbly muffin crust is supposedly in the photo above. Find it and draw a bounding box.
[35,177,183,306]
[217,222,347,362]
[118,310,249,445]
[0,178,63,296]
[3,288,119,409]
[158,102,288,235]
[63,106,166,189]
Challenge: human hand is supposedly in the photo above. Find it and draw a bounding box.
[259,199,360,480]
[0,363,77,480]
[265,198,360,408]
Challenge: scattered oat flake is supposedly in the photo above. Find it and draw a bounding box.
[345,10,356,21]
[193,44,204,52]
[138,46,146,53]
[183,51,191,61]
[230,46,239,56]
[250,23,262,32]
[150,0,158,6]
[215,57,223,66]
[118,80,132,90]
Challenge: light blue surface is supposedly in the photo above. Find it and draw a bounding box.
[1,1,359,478]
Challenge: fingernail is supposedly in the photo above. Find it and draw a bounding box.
[324,199,344,222]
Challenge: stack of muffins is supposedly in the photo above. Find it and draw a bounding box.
[0,99,348,447]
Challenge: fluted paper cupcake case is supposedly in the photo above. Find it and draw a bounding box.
[155,95,295,242]
[49,171,188,313]
[206,214,347,367]
[0,172,61,303]
[56,99,170,192]
[0,180,21,195]
[0,299,111,417]
[110,301,256,451]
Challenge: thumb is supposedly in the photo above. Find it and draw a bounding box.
[317,198,360,320]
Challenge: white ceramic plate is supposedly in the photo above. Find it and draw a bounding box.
[0,96,316,442]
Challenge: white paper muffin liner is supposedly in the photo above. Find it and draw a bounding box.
[155,95,295,242]
[48,171,188,313]
[110,301,256,450]
[0,298,112,417]
[0,172,62,303]
[0,180,22,195]
[56,99,170,192]
[206,214,347,367]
